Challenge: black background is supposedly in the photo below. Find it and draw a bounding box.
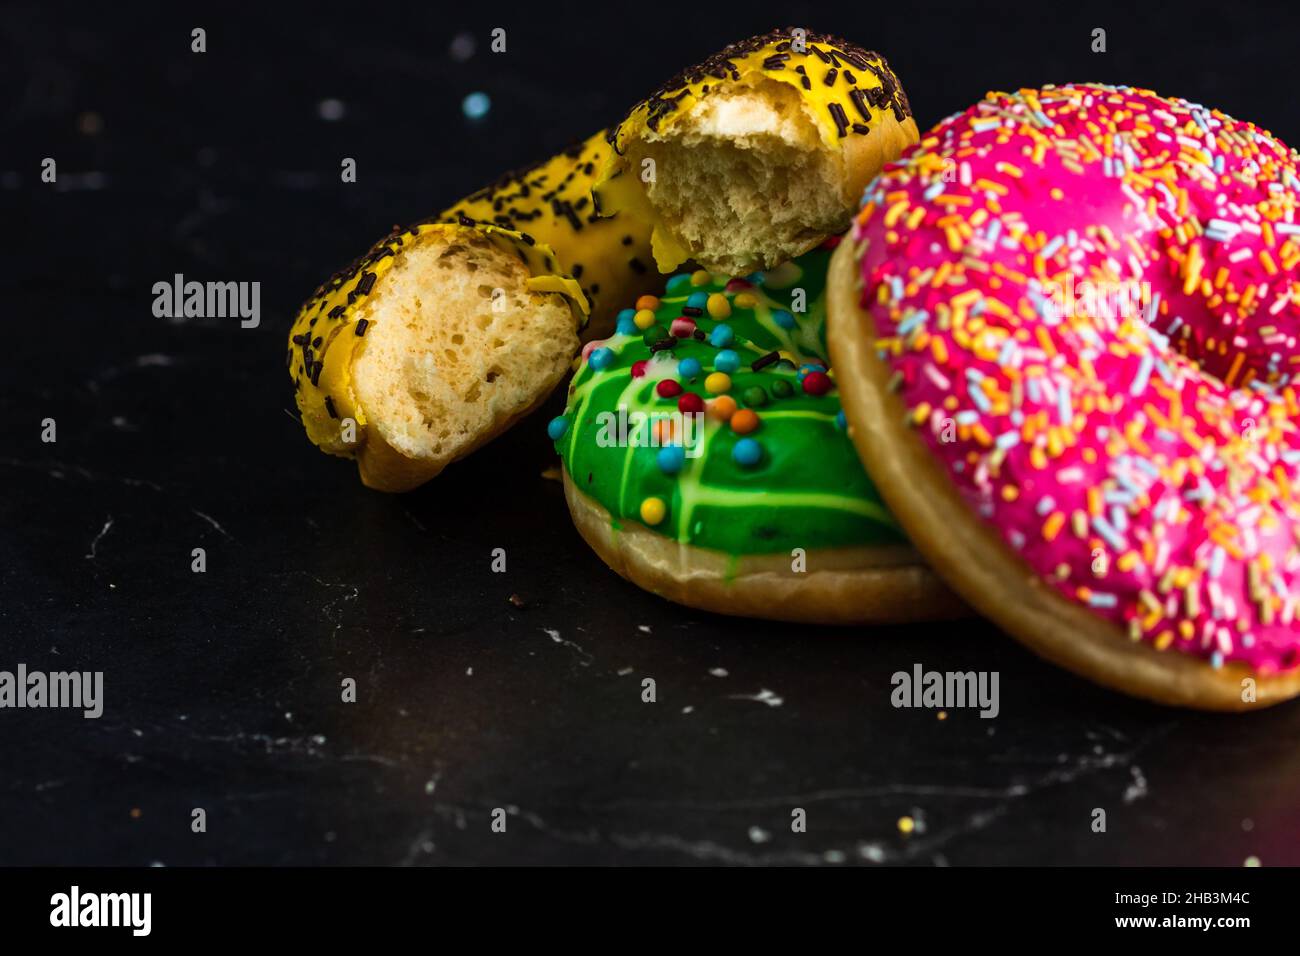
[2,0,1298,866]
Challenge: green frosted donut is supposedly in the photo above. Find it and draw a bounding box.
[550,240,905,557]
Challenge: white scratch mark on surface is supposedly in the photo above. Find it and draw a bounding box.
[85,516,114,559]
[729,688,783,707]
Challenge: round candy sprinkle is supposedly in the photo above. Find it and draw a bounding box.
[730,409,760,434]
[678,357,702,380]
[708,395,738,421]
[630,359,648,378]
[690,270,711,287]
[745,272,764,285]
[771,379,794,398]
[665,274,691,293]
[725,278,752,293]
[686,291,709,309]
[640,497,666,525]
[656,379,683,398]
[635,294,660,311]
[677,392,705,414]
[772,309,796,329]
[742,386,768,407]
[616,313,638,335]
[802,371,833,395]
[634,308,657,330]
[670,317,697,338]
[705,372,732,394]
[643,325,668,346]
[706,293,731,319]
[734,292,758,309]
[588,347,615,371]
[656,445,686,474]
[546,416,568,440]
[732,438,762,467]
[709,324,735,347]
[835,409,847,429]
[714,350,740,374]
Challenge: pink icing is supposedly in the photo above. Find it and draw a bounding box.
[852,83,1300,674]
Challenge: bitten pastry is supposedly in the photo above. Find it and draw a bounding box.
[288,128,661,492]
[550,241,964,624]
[594,28,919,276]
[288,218,589,492]
[828,84,1300,708]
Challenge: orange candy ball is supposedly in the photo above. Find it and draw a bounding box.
[707,395,738,421]
[730,409,761,434]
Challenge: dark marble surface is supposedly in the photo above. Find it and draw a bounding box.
[2,2,1298,865]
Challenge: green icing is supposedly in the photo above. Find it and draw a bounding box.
[554,244,905,555]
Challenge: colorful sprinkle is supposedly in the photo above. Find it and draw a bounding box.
[731,409,761,434]
[640,497,667,525]
[705,372,733,394]
[707,293,732,319]
[732,437,763,467]
[714,350,741,374]
[657,445,686,474]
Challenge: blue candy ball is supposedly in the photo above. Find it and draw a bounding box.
[709,324,735,347]
[678,357,702,379]
[616,309,638,335]
[666,274,692,293]
[714,349,740,373]
[836,410,847,430]
[657,445,686,474]
[686,291,709,309]
[773,309,796,329]
[547,416,568,440]
[732,438,762,467]
[589,347,615,371]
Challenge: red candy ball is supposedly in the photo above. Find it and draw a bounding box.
[631,360,648,378]
[802,371,833,396]
[724,278,752,292]
[656,379,683,398]
[670,317,697,337]
[677,392,705,414]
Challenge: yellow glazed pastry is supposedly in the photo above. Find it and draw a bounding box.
[594,28,919,275]
[287,218,588,492]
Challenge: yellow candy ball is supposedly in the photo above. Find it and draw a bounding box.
[639,496,666,526]
[690,270,711,287]
[733,292,758,309]
[705,372,732,394]
[706,293,731,319]
[633,309,656,330]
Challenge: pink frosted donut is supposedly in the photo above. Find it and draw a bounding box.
[828,83,1300,708]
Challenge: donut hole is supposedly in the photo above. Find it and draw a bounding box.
[351,229,578,471]
[629,80,848,274]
